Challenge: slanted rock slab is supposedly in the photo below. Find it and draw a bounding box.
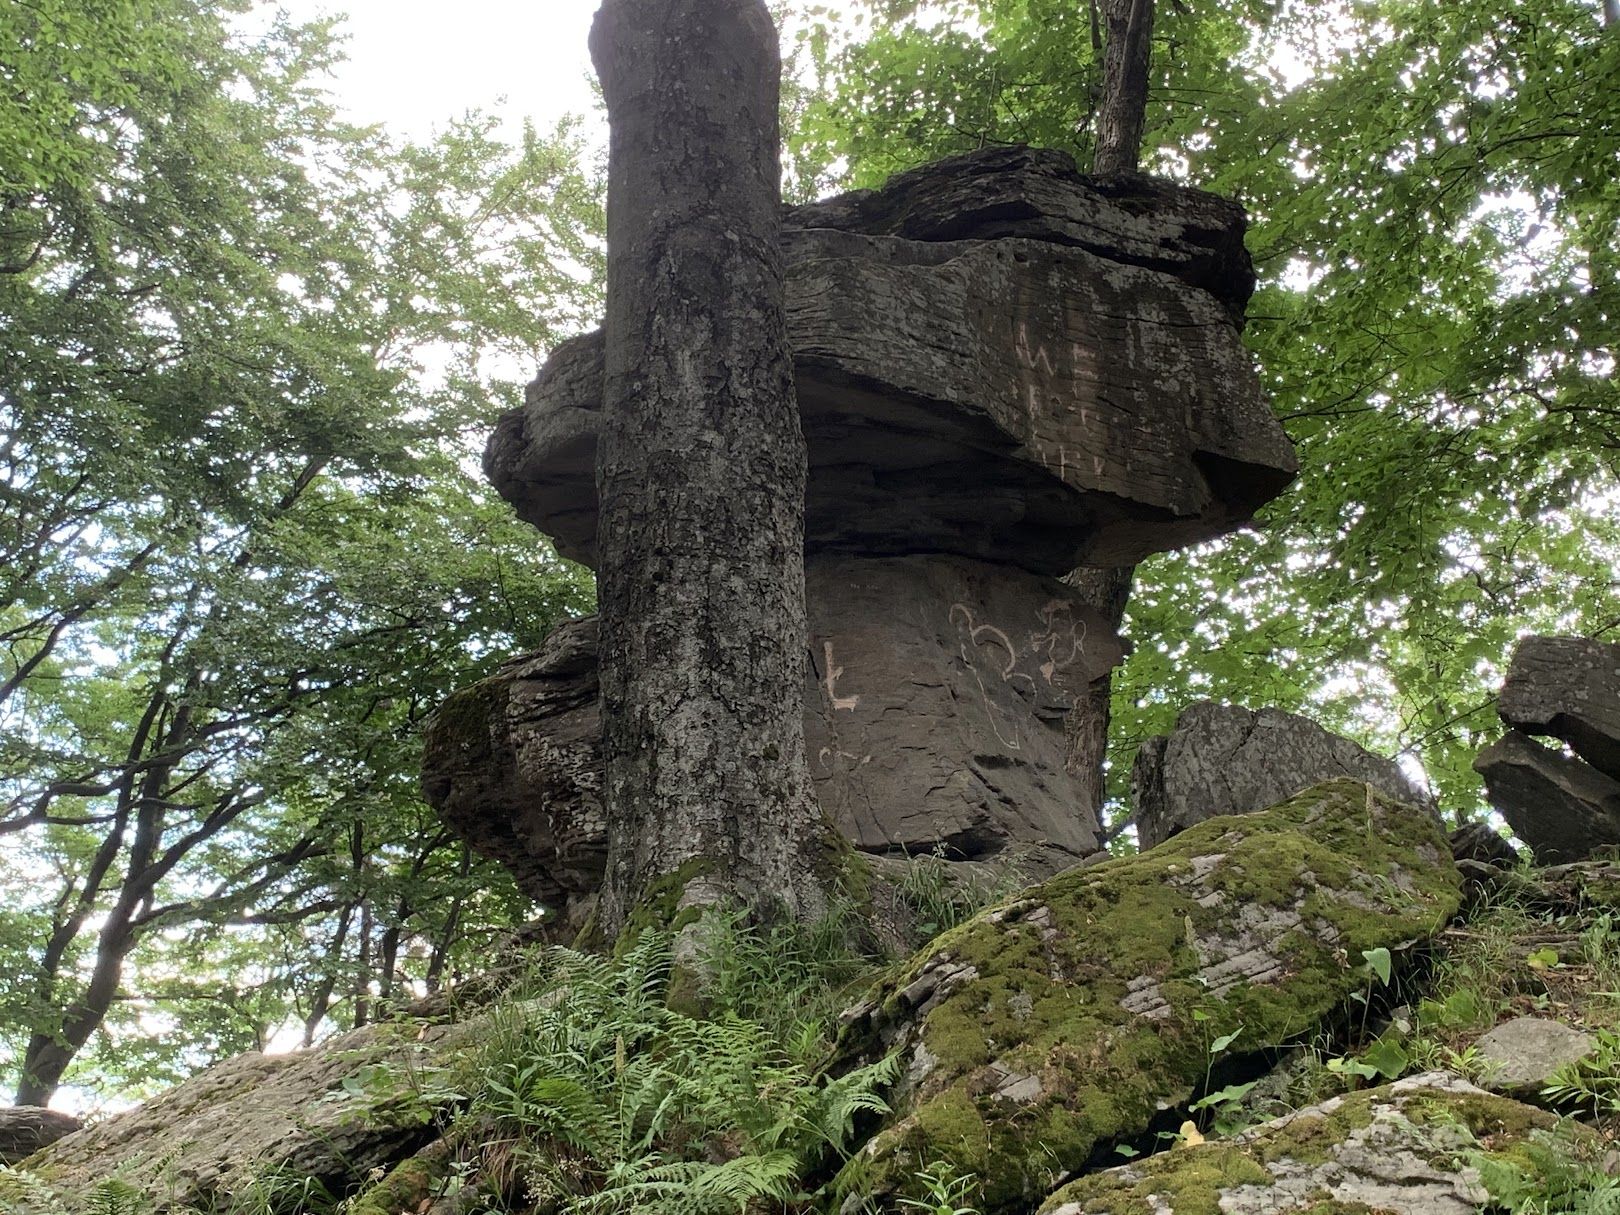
[1474,1017,1597,1097]
[1130,702,1433,851]
[1498,635,1620,781]
[18,1021,460,1211]
[832,780,1461,1213]
[1039,1072,1554,1215]
[1474,729,1620,863]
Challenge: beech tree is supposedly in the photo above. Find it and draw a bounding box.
[1,0,598,1104]
[589,0,833,937]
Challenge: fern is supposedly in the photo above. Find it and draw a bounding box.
[1475,1127,1620,1214]
[453,925,894,1213]
[0,1166,74,1215]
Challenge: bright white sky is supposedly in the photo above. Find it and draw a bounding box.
[279,0,606,140]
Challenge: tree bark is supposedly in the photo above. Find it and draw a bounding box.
[1093,0,1156,175]
[1061,0,1156,836]
[589,0,829,939]
[1061,565,1134,825]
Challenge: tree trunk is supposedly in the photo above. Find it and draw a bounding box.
[1062,565,1134,824]
[589,0,830,939]
[1093,0,1156,175]
[1061,0,1156,837]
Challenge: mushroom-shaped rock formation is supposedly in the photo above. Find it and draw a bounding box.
[487,145,1296,574]
[429,146,1297,921]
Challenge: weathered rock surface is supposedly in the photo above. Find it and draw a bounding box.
[803,555,1123,865]
[1130,702,1433,851]
[1498,635,1620,781]
[831,780,1461,1213]
[486,145,1296,575]
[0,1107,80,1166]
[15,1021,457,1211]
[1474,729,1620,862]
[1474,1017,1597,1096]
[1449,820,1522,868]
[1039,1073,1553,1215]
[423,557,1127,915]
[421,616,603,937]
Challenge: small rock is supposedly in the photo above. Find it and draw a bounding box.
[1449,820,1522,868]
[1473,1017,1597,1096]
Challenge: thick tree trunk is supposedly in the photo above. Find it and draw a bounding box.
[589,0,829,939]
[1062,565,1133,825]
[1093,0,1156,175]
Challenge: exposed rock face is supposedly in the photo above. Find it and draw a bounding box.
[423,557,1128,917]
[420,616,603,937]
[1130,702,1432,850]
[15,1021,456,1211]
[0,1106,79,1165]
[449,146,1297,908]
[1474,729,1620,863]
[487,145,1296,575]
[1039,1073,1551,1215]
[804,555,1123,865]
[1498,635,1620,781]
[830,780,1461,1213]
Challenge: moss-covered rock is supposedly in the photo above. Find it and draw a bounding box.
[1038,1072,1557,1215]
[833,780,1462,1213]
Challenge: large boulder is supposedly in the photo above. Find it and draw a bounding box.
[1039,1073,1558,1215]
[829,780,1462,1213]
[486,146,1296,575]
[1474,729,1620,863]
[1497,635,1620,781]
[12,1021,457,1212]
[1130,702,1432,851]
[423,556,1127,922]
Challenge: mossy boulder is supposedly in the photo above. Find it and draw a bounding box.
[833,780,1462,1213]
[1038,1072,1558,1215]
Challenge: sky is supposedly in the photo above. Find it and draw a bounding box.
[278,0,605,140]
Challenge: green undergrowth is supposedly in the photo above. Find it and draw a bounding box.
[369,914,899,1214]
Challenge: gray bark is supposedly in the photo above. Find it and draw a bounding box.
[1062,565,1133,824]
[1069,0,1158,825]
[589,0,827,936]
[1093,0,1156,175]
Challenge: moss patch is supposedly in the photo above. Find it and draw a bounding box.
[836,781,1464,1214]
[614,858,715,956]
[344,1146,449,1215]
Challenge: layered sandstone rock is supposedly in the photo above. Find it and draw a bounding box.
[433,145,1297,918]
[829,781,1462,1213]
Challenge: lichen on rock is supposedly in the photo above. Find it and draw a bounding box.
[1038,1072,1559,1215]
[831,780,1462,1213]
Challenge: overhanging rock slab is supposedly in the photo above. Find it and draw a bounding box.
[485,145,1296,575]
